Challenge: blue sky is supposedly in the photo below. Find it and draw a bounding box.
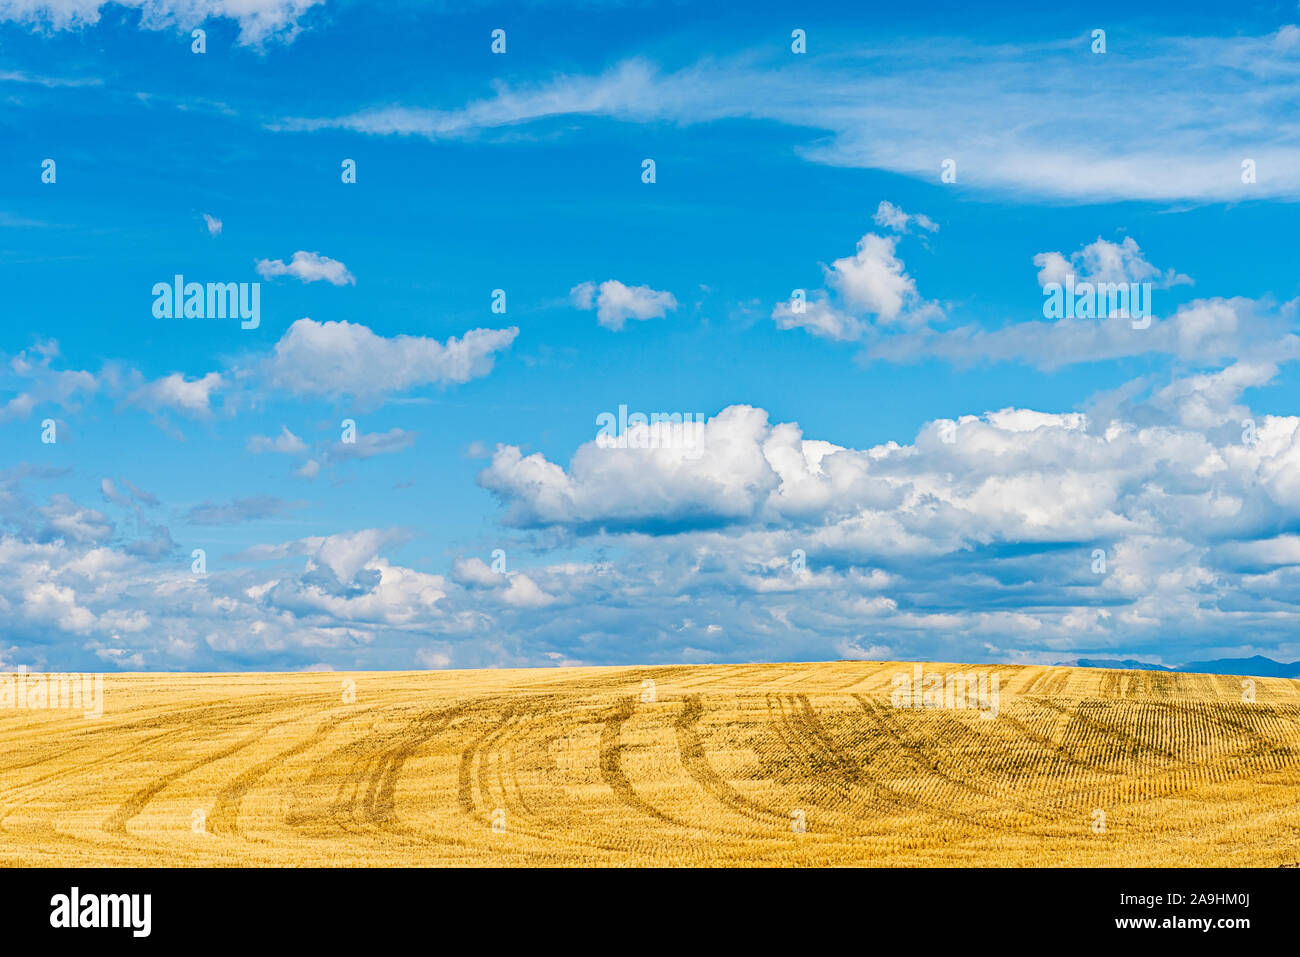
[2,0,1299,671]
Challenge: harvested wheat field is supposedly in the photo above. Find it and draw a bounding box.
[1,661,1299,867]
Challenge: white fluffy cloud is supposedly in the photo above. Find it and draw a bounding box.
[769,227,1297,370]
[772,224,941,340]
[469,362,1300,663]
[450,556,502,588]
[570,279,677,330]
[38,493,113,544]
[481,405,800,531]
[485,401,1161,542]
[2,344,226,425]
[126,371,223,417]
[0,524,462,669]
[826,233,922,323]
[1,319,519,433]
[1,341,97,422]
[449,555,556,607]
[772,295,866,342]
[256,250,355,285]
[1033,237,1192,289]
[5,356,1300,671]
[262,318,518,400]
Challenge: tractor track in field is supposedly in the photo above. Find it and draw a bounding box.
[312,702,472,833]
[598,697,688,828]
[104,715,304,835]
[673,695,789,828]
[457,703,517,824]
[2,695,333,837]
[207,707,378,837]
[453,698,679,862]
[765,694,1067,838]
[275,698,497,855]
[851,695,1064,826]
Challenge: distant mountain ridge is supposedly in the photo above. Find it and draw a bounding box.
[1074,655,1300,679]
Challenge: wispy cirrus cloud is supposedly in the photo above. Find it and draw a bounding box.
[185,495,306,525]
[248,424,417,479]
[277,26,1300,202]
[866,296,1300,370]
[0,0,323,45]
[0,68,102,87]
[873,200,938,235]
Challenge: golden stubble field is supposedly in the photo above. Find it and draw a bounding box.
[1,661,1298,867]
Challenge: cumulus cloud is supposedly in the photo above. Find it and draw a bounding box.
[502,573,557,608]
[1033,237,1191,289]
[242,528,448,628]
[256,250,355,285]
[4,355,1300,671]
[1,343,229,425]
[37,493,113,544]
[0,523,461,670]
[1,340,98,422]
[9,319,516,432]
[1146,360,1278,430]
[449,555,556,607]
[771,295,866,342]
[826,233,924,323]
[126,371,223,417]
[467,362,1300,662]
[23,580,95,633]
[571,279,677,331]
[261,318,518,401]
[202,213,222,236]
[450,555,502,588]
[772,227,942,341]
[480,405,797,532]
[240,527,407,579]
[123,520,177,561]
[769,227,1293,370]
